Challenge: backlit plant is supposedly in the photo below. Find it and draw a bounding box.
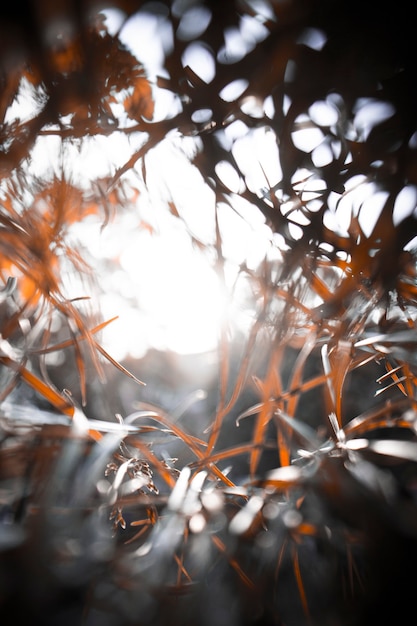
[1,1,417,625]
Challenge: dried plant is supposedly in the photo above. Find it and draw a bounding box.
[1,1,417,625]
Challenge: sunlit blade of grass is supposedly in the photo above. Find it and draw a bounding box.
[250,402,276,476]
[275,288,315,318]
[0,355,75,416]
[358,439,417,463]
[235,402,265,424]
[205,287,268,449]
[94,341,146,386]
[248,349,287,475]
[210,534,255,590]
[275,410,325,454]
[275,534,289,584]
[346,538,365,595]
[71,329,87,406]
[277,427,291,470]
[236,370,330,470]
[292,543,311,622]
[205,267,231,455]
[283,333,317,466]
[125,406,237,487]
[174,551,193,586]
[374,375,408,397]
[124,410,207,453]
[309,269,333,303]
[343,399,414,437]
[30,316,119,355]
[333,342,353,425]
[350,352,380,371]
[52,295,108,385]
[391,361,417,401]
[249,464,303,490]
[124,521,154,545]
[189,442,270,470]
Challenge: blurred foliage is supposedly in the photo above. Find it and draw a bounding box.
[1,1,417,625]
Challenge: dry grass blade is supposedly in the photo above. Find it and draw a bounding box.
[95,341,146,386]
[0,355,75,416]
[124,410,207,455]
[210,534,255,590]
[344,399,415,437]
[248,351,286,475]
[292,543,311,622]
[30,316,119,355]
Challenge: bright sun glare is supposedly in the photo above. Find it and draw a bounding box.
[2,7,277,361]
[90,124,274,359]
[5,7,416,362]
[66,134,266,360]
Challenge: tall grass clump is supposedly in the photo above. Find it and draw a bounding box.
[1,1,417,625]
